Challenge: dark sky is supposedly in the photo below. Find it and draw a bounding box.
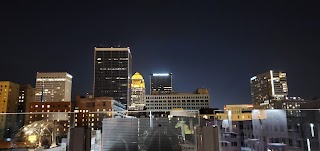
[1,1,320,109]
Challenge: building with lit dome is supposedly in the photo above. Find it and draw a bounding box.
[129,72,146,110]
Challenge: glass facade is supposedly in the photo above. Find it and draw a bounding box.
[94,47,132,106]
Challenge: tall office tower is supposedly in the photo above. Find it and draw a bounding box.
[150,73,172,95]
[17,84,35,128]
[94,47,132,106]
[0,81,20,139]
[129,72,146,110]
[250,70,288,105]
[35,72,73,102]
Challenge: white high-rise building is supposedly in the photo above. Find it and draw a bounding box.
[35,72,72,102]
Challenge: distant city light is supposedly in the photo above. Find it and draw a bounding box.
[250,76,257,81]
[152,73,170,76]
[310,123,314,137]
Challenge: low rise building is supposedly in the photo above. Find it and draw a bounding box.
[145,88,210,111]
[213,101,320,151]
[28,101,73,136]
[74,96,126,130]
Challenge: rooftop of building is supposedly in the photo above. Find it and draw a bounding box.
[36,72,73,78]
[250,70,286,81]
[94,47,130,51]
[131,72,144,80]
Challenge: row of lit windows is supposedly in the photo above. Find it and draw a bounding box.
[29,114,70,118]
[146,96,209,99]
[37,76,67,78]
[147,107,206,109]
[31,104,70,108]
[146,103,209,106]
[96,57,129,61]
[32,109,69,112]
[147,100,209,103]
[216,115,252,120]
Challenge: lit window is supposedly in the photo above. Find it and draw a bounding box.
[47,105,50,108]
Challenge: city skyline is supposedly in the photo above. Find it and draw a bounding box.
[1,1,320,109]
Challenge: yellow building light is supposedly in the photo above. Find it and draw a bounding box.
[28,135,37,143]
[131,72,145,88]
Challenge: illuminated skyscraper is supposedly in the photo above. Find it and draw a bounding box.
[35,72,73,102]
[250,70,288,105]
[150,73,172,95]
[94,47,132,106]
[129,72,146,110]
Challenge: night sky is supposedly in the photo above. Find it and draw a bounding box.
[1,1,319,109]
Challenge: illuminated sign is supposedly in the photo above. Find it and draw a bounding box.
[152,73,170,76]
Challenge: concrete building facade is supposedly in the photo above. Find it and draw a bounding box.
[28,101,73,136]
[145,88,210,111]
[74,96,126,130]
[35,72,72,102]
